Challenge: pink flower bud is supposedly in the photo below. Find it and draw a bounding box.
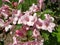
[15,30,26,37]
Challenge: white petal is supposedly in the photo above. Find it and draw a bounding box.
[5,26,9,32]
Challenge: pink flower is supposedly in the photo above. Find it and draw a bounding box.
[32,29,40,38]
[15,25,29,37]
[35,18,43,29]
[41,14,55,32]
[5,25,12,32]
[13,17,18,24]
[29,3,39,12]
[0,19,4,27]
[0,5,10,19]
[12,10,22,24]
[18,13,37,26]
[24,11,32,15]
[13,36,18,45]
[38,0,44,10]
[15,26,28,37]
[44,14,54,22]
[12,2,18,7]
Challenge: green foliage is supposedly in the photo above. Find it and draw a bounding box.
[27,30,33,37]
[56,25,60,42]
[15,24,22,30]
[40,14,45,20]
[21,0,37,11]
[17,4,22,10]
[0,0,2,7]
[43,9,55,16]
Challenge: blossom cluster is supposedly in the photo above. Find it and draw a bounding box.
[0,0,55,45]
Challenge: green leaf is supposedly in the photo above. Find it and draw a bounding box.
[27,30,33,37]
[0,0,2,7]
[4,2,12,8]
[10,0,18,2]
[40,14,45,20]
[56,33,60,42]
[57,25,60,32]
[42,32,49,41]
[43,9,54,16]
[55,25,60,42]
[17,4,22,10]
[15,24,22,30]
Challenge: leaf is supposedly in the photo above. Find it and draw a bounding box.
[17,4,22,10]
[40,14,45,20]
[27,30,33,37]
[15,24,22,30]
[0,0,2,7]
[56,25,60,42]
[42,32,49,41]
[57,25,60,32]
[56,33,60,42]
[43,9,54,16]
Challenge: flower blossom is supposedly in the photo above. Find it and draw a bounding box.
[38,0,44,10]
[35,18,43,29]
[0,5,10,19]
[5,25,12,32]
[32,29,40,38]
[0,19,4,27]
[15,25,29,37]
[18,13,37,26]
[12,10,22,24]
[12,2,18,7]
[41,14,55,32]
[13,36,18,45]
[34,14,55,33]
[29,3,39,13]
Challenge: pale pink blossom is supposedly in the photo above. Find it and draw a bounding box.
[35,18,43,29]
[24,11,32,15]
[5,25,12,32]
[44,14,54,22]
[13,36,18,45]
[32,29,40,37]
[26,13,37,26]
[41,14,55,32]
[13,17,18,24]
[18,13,37,26]
[29,3,39,12]
[0,19,4,27]
[38,0,44,10]
[12,10,22,24]
[0,5,10,19]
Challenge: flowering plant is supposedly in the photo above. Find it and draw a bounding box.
[0,0,60,45]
